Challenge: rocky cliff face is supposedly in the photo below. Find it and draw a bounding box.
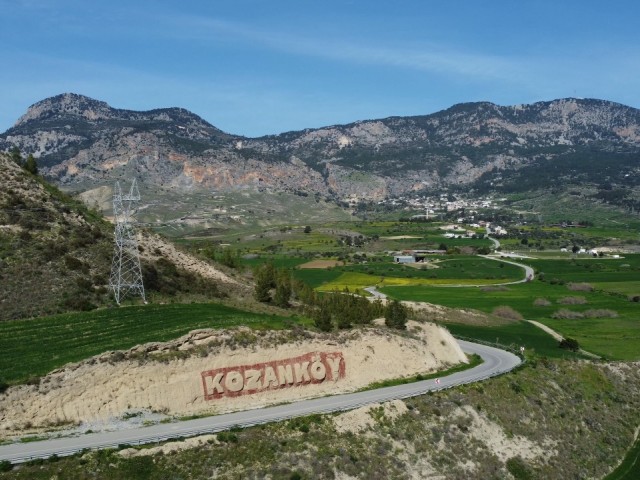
[2,93,640,200]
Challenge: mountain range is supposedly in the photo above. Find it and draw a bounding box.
[1,93,639,203]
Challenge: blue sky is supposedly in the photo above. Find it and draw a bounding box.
[1,0,638,137]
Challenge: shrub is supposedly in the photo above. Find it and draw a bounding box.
[62,296,97,312]
[506,456,534,480]
[583,309,618,318]
[551,309,584,319]
[559,337,580,352]
[533,298,551,307]
[217,432,238,443]
[557,296,587,305]
[64,255,86,271]
[0,460,12,472]
[491,306,523,321]
[567,282,594,292]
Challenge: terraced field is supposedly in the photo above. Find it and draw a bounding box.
[0,303,299,385]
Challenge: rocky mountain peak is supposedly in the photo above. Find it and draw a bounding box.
[14,93,115,126]
[13,93,222,134]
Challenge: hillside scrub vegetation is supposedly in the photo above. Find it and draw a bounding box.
[0,153,236,320]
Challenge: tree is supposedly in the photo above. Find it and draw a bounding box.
[313,307,333,332]
[219,248,241,269]
[303,225,311,234]
[253,263,275,303]
[385,299,408,329]
[273,268,292,307]
[24,154,38,175]
[572,245,580,254]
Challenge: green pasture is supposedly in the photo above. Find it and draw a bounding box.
[346,256,522,280]
[296,256,524,292]
[445,321,581,359]
[545,316,640,361]
[381,278,640,360]
[291,252,526,292]
[0,303,300,385]
[528,255,640,283]
[592,281,640,296]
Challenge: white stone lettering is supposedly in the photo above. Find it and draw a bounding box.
[326,355,342,381]
[244,369,262,391]
[294,361,310,383]
[277,364,294,385]
[310,359,327,381]
[263,366,279,389]
[225,370,244,392]
[207,372,224,393]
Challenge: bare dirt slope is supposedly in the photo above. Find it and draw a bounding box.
[0,321,465,436]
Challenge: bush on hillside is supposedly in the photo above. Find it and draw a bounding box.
[559,337,580,352]
[492,306,523,321]
[533,298,551,307]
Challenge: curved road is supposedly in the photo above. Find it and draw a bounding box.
[0,341,521,464]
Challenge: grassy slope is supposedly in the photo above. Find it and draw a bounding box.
[0,303,299,384]
[0,153,243,321]
[0,154,115,320]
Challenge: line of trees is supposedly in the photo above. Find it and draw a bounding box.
[253,262,408,331]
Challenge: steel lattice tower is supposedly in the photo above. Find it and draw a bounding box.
[109,179,146,305]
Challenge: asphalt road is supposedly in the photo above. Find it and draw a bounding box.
[0,340,521,464]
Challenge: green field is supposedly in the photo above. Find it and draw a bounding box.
[444,321,582,359]
[292,256,524,293]
[0,303,300,385]
[380,258,640,361]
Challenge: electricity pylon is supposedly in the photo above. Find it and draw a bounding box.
[109,179,146,305]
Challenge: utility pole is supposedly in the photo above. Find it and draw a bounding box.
[109,179,146,305]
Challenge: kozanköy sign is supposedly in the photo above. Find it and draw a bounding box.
[201,351,345,400]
